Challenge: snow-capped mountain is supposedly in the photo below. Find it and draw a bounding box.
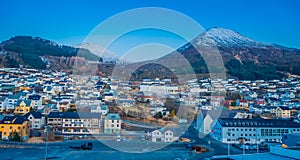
[136,27,300,80]
[188,27,268,49]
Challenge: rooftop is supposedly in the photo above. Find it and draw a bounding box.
[218,118,300,128]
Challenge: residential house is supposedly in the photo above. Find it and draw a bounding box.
[23,112,45,129]
[42,104,59,115]
[276,106,291,118]
[91,104,109,115]
[196,110,237,135]
[0,116,30,140]
[146,128,180,142]
[14,100,34,114]
[28,94,42,110]
[104,113,121,134]
[150,105,166,116]
[6,94,21,111]
[0,96,8,113]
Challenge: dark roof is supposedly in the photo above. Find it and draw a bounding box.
[47,112,101,119]
[106,113,120,120]
[7,94,21,99]
[16,100,32,106]
[0,96,7,101]
[28,95,41,100]
[279,106,291,110]
[23,112,43,119]
[0,116,28,124]
[218,118,300,128]
[201,110,237,119]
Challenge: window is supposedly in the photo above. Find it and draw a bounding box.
[10,126,12,129]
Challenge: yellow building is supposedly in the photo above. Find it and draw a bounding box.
[275,106,291,118]
[14,100,34,114]
[0,116,30,140]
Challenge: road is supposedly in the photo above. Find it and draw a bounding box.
[0,123,268,160]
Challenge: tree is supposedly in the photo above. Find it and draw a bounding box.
[8,131,22,142]
[231,101,237,106]
[154,112,163,119]
[170,109,176,118]
[67,108,77,112]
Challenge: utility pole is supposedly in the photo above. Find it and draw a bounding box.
[227,130,231,156]
[243,128,245,155]
[256,128,259,154]
[45,126,49,160]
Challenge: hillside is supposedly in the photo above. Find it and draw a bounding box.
[125,27,300,80]
[0,36,99,69]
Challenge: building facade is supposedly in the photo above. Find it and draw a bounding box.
[0,116,30,140]
[211,118,300,144]
[104,114,121,134]
[47,112,102,135]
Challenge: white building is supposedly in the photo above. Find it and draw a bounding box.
[0,96,8,112]
[196,110,237,135]
[91,104,109,115]
[104,114,121,134]
[211,118,300,144]
[28,95,43,110]
[23,112,45,129]
[140,85,179,95]
[47,112,102,134]
[146,128,180,142]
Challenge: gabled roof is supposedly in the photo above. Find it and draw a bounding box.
[47,112,101,119]
[279,106,291,110]
[23,112,43,119]
[7,94,21,99]
[201,110,237,119]
[106,113,120,120]
[0,96,7,101]
[28,95,41,100]
[16,100,32,106]
[0,116,28,124]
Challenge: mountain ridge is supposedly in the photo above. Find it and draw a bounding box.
[0,36,100,69]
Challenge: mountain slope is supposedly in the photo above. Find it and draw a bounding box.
[0,36,99,69]
[76,42,119,59]
[127,27,300,80]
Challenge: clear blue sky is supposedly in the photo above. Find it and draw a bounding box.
[1,0,300,52]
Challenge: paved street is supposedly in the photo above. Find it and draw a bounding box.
[0,124,269,160]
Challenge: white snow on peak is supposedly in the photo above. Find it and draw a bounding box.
[194,27,264,48]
